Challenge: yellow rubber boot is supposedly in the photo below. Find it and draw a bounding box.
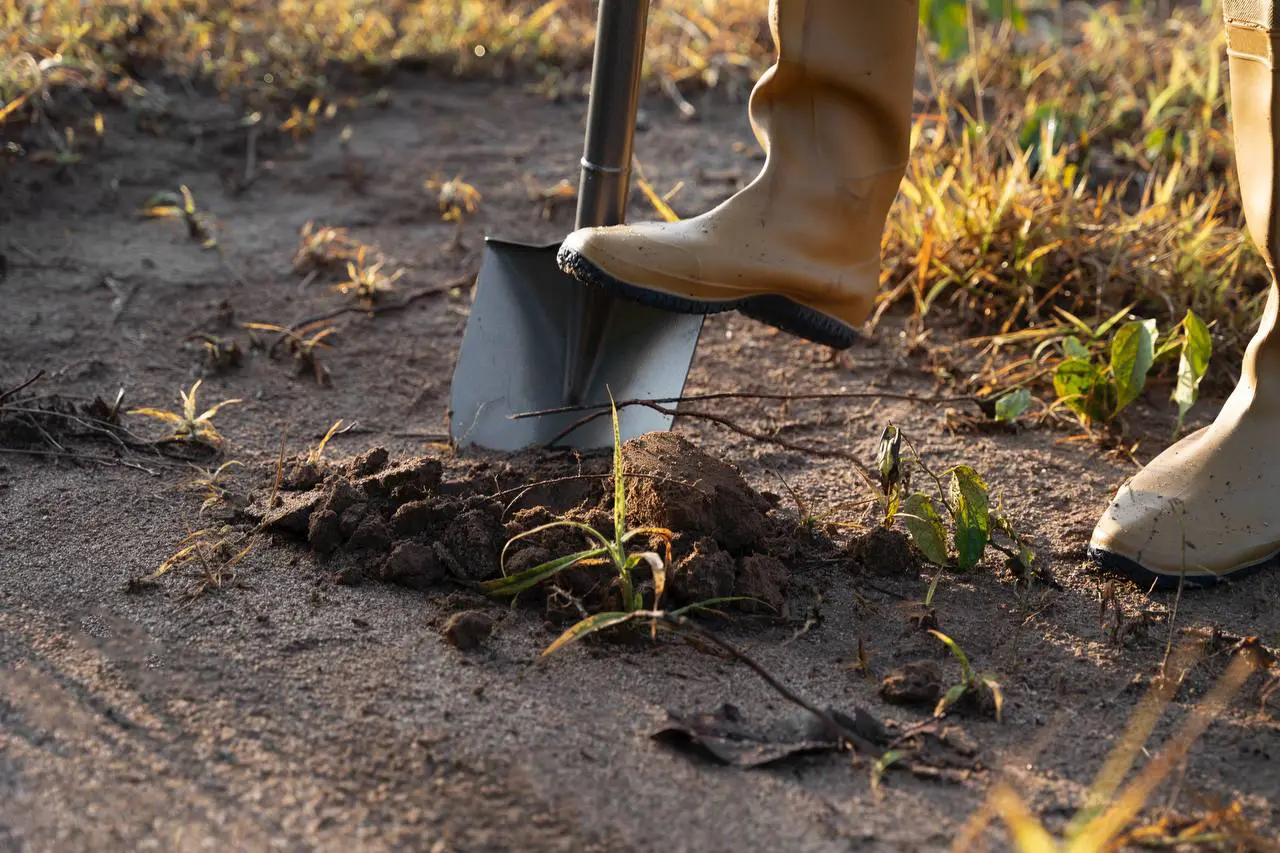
[555,0,919,350]
[1089,0,1280,588]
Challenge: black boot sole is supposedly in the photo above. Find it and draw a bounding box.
[556,246,859,350]
[1087,544,1280,591]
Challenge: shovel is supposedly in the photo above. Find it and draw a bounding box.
[448,0,705,452]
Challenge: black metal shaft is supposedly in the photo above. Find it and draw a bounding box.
[563,0,651,404]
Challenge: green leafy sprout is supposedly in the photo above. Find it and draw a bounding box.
[929,628,1005,723]
[876,424,1036,580]
[480,392,751,655]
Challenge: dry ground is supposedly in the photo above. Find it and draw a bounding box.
[2,68,1280,852]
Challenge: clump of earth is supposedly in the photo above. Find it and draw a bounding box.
[237,432,896,618]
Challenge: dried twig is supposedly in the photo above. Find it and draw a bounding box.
[513,389,983,421]
[0,371,45,405]
[657,612,883,757]
[547,401,878,487]
[272,273,472,353]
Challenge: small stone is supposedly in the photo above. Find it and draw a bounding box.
[441,611,494,651]
[307,509,343,555]
[347,515,392,551]
[381,542,445,589]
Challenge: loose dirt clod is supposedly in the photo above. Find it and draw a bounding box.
[441,610,495,651]
[847,526,920,577]
[623,433,773,551]
[880,660,945,708]
[245,434,843,617]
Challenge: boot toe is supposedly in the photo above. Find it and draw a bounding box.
[1088,426,1280,588]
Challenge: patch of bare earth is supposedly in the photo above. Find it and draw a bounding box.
[2,71,1279,852]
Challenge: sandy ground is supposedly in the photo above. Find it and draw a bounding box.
[2,72,1279,852]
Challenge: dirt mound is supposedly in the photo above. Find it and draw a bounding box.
[241,432,842,617]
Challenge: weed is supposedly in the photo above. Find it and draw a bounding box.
[423,174,482,223]
[128,379,242,447]
[141,524,256,599]
[181,459,243,514]
[929,628,1005,722]
[291,221,370,276]
[242,321,339,386]
[184,332,244,374]
[956,647,1263,852]
[142,185,217,249]
[332,245,403,307]
[875,424,1035,578]
[481,393,745,652]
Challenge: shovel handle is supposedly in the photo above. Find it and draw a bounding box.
[574,0,651,230]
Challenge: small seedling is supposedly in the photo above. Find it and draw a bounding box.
[876,424,1035,576]
[181,460,243,514]
[128,379,242,447]
[242,321,338,385]
[481,393,748,652]
[332,245,403,307]
[184,332,243,373]
[928,629,1004,722]
[424,174,482,222]
[291,221,369,275]
[142,185,217,249]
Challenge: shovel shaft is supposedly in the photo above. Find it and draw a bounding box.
[564,0,651,404]
[575,0,651,229]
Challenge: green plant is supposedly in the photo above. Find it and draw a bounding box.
[876,424,1035,576]
[929,628,1005,722]
[481,394,746,654]
[1046,307,1212,433]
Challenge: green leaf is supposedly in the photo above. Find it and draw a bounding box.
[1109,319,1156,414]
[901,493,950,567]
[948,466,990,571]
[929,628,975,681]
[1053,357,1114,423]
[542,611,645,656]
[1173,309,1212,430]
[876,424,902,494]
[993,388,1032,422]
[480,546,608,596]
[1062,335,1091,360]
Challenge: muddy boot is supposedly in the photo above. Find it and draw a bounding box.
[555,0,919,350]
[1089,1,1280,588]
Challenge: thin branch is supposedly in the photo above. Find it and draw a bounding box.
[0,371,45,405]
[513,389,984,421]
[289,274,471,331]
[658,612,883,757]
[0,446,161,475]
[547,401,878,488]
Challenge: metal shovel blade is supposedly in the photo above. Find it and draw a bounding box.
[448,237,704,452]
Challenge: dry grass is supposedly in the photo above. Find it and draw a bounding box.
[2,0,1267,420]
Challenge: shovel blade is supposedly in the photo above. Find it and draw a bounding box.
[449,237,703,452]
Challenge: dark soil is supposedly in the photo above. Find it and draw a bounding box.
[2,70,1279,852]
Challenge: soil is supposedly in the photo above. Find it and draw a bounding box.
[3,71,1280,852]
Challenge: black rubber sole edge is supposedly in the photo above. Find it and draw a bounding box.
[1087,544,1280,591]
[556,246,859,350]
